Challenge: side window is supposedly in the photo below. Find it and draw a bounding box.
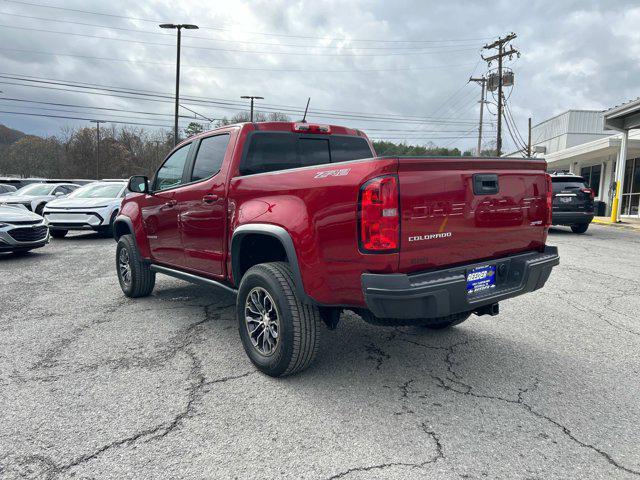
[330,136,373,162]
[53,186,68,195]
[154,144,191,191]
[191,134,230,182]
[299,138,330,167]
[241,134,298,175]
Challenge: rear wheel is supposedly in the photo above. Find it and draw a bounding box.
[116,234,155,298]
[418,312,471,330]
[571,223,589,234]
[50,229,68,239]
[236,262,321,377]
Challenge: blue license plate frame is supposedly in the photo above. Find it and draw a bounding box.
[466,265,496,295]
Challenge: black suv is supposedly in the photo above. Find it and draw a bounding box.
[550,173,595,233]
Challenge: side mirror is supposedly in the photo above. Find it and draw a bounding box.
[128,175,149,194]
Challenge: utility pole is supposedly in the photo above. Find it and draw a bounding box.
[470,77,486,156]
[90,120,105,179]
[482,33,519,156]
[527,117,532,157]
[159,23,199,146]
[241,96,264,122]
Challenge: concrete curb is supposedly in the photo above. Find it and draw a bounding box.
[592,217,640,231]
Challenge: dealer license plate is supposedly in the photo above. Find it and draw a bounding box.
[466,265,496,294]
[560,197,572,203]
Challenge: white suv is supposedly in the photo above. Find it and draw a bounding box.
[43,181,127,238]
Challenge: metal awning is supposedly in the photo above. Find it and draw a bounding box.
[604,97,640,131]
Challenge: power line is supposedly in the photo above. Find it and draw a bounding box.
[0,47,477,73]
[0,75,490,125]
[0,71,489,121]
[0,109,191,128]
[0,96,204,119]
[2,0,496,44]
[0,23,481,57]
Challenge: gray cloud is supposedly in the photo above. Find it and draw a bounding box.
[0,0,638,152]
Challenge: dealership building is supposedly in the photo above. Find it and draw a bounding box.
[529,98,640,219]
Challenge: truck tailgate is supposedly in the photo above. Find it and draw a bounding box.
[397,157,549,273]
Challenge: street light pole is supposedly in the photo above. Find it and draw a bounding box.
[90,120,105,179]
[160,23,199,146]
[241,96,264,122]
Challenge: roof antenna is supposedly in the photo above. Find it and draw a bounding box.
[301,97,311,123]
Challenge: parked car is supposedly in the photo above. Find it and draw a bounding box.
[113,121,559,377]
[550,173,595,233]
[43,180,127,238]
[0,184,17,194]
[0,183,80,215]
[0,204,49,254]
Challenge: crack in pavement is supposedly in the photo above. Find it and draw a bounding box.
[13,367,254,480]
[364,342,390,370]
[425,340,640,477]
[8,299,253,479]
[325,422,444,479]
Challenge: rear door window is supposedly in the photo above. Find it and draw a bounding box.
[191,134,230,182]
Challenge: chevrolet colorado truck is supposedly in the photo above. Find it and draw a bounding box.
[114,121,559,377]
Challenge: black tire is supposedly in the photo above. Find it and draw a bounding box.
[571,223,589,234]
[236,262,321,377]
[419,312,471,330]
[100,211,118,238]
[116,234,155,298]
[50,229,68,239]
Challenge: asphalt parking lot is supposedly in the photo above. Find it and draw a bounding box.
[1,225,639,479]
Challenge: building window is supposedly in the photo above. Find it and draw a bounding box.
[620,157,640,216]
[580,164,601,196]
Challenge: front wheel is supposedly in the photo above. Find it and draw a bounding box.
[571,223,589,234]
[236,262,321,377]
[116,234,155,298]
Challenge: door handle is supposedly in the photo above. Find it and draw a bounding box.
[164,199,177,208]
[202,194,219,204]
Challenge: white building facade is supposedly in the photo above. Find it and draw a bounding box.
[531,108,640,217]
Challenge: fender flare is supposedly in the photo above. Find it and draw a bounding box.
[113,215,136,243]
[231,224,314,304]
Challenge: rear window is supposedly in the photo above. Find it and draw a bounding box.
[240,133,373,176]
[551,176,587,193]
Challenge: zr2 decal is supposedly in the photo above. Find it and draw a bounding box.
[314,168,351,179]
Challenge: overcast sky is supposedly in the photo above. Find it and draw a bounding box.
[0,0,638,152]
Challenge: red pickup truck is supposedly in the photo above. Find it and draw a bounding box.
[114,121,559,376]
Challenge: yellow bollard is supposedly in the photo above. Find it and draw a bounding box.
[610,182,621,222]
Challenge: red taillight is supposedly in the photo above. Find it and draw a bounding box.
[292,122,331,134]
[581,187,595,199]
[358,175,399,252]
[545,174,553,226]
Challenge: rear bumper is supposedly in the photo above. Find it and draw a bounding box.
[552,211,594,225]
[361,246,559,320]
